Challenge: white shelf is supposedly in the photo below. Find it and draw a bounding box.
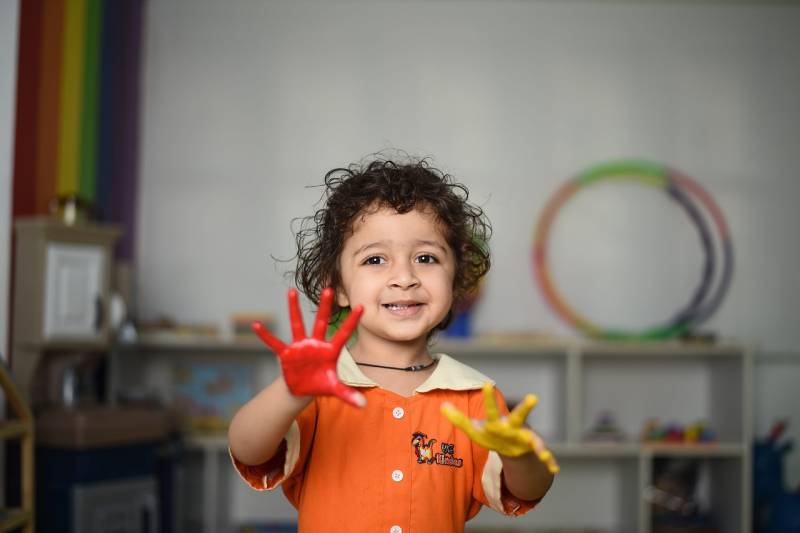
[642,442,746,457]
[552,442,745,459]
[438,337,752,533]
[183,433,228,451]
[110,335,753,533]
[124,332,748,357]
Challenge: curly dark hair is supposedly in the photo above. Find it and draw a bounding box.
[293,156,491,332]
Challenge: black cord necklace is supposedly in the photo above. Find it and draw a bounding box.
[355,360,437,372]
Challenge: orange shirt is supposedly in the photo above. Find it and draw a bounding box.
[231,349,538,533]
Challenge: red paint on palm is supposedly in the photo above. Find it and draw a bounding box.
[252,288,365,407]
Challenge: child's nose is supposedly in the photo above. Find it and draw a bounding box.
[389,262,420,289]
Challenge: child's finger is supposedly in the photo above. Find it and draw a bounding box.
[508,394,538,428]
[312,288,334,340]
[546,457,561,474]
[288,288,307,341]
[529,431,560,474]
[482,382,500,422]
[441,403,481,441]
[544,455,559,473]
[252,321,286,354]
[330,305,363,352]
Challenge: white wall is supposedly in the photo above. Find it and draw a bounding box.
[0,0,19,360]
[138,0,800,352]
[0,0,20,510]
[136,0,800,522]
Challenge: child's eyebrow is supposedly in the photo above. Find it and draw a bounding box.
[351,240,449,257]
[352,242,385,257]
[415,240,450,255]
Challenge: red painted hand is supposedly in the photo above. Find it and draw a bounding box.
[252,288,365,407]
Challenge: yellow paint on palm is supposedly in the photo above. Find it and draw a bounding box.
[441,382,559,474]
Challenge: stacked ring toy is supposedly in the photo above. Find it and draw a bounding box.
[532,160,733,341]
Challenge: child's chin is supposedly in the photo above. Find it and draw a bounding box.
[384,327,428,342]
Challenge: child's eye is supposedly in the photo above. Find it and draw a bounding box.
[363,256,386,265]
[416,254,438,264]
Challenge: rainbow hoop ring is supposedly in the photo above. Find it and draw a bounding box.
[532,160,733,341]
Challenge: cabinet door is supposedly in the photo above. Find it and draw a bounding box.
[73,477,159,533]
[43,243,105,341]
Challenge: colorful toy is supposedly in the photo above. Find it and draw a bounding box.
[641,418,666,442]
[252,288,364,407]
[641,419,716,445]
[533,160,734,341]
[585,410,626,443]
[685,420,716,443]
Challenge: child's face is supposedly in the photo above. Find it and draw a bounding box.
[336,205,456,346]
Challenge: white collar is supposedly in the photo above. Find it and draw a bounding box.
[336,346,492,393]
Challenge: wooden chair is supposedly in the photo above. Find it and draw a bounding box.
[0,357,34,533]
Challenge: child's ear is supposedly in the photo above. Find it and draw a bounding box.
[336,289,350,308]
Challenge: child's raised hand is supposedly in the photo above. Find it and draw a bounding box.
[252,288,365,408]
[441,382,559,474]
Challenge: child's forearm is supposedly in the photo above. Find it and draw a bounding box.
[499,451,554,502]
[228,376,312,465]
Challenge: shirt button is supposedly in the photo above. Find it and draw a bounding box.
[392,407,404,419]
[391,469,404,482]
[390,526,402,533]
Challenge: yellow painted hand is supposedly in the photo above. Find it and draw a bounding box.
[441,382,559,474]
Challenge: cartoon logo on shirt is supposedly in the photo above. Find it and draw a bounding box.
[411,432,463,468]
[411,432,437,464]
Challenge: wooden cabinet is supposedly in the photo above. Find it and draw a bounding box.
[11,217,121,404]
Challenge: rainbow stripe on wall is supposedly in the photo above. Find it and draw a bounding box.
[12,0,144,261]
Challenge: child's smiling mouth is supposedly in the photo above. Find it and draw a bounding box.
[382,302,424,316]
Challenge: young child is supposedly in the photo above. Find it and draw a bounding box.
[228,156,558,532]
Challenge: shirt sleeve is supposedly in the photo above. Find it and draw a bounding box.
[229,399,318,507]
[470,387,541,517]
